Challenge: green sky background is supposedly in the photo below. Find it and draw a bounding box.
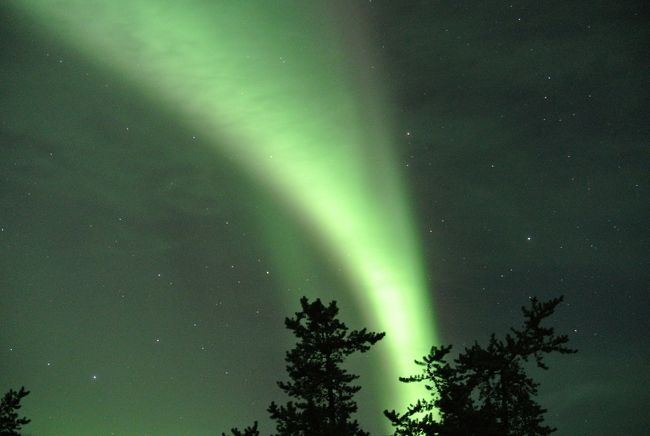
[1,1,648,435]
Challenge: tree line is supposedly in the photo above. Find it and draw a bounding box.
[2,295,575,435]
[223,295,575,435]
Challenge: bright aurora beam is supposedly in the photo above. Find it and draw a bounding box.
[12,0,438,423]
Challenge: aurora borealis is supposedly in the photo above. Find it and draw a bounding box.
[2,1,649,435]
[6,0,437,416]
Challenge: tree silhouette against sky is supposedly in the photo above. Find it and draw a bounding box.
[225,296,384,436]
[268,297,385,436]
[0,386,30,435]
[385,296,576,435]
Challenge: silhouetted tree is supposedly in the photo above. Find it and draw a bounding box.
[222,420,260,436]
[0,386,30,435]
[385,296,577,435]
[268,296,385,436]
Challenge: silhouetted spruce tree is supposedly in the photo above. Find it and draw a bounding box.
[385,296,576,436]
[0,386,30,435]
[221,420,260,436]
[268,296,385,436]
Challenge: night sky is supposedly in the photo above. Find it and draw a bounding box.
[1,1,648,435]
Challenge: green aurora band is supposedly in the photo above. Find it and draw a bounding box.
[12,0,438,422]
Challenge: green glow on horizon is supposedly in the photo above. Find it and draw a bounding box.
[14,0,438,422]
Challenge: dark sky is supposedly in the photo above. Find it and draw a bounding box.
[1,1,648,435]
